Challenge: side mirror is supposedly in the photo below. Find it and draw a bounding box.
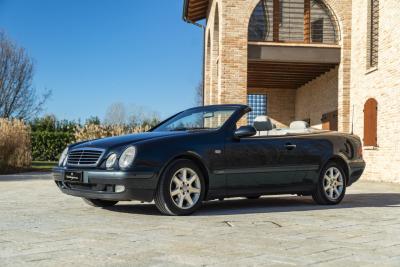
[234,125,257,139]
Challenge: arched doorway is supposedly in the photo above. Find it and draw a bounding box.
[246,0,341,129]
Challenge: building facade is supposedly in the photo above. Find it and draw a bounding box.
[183,0,400,183]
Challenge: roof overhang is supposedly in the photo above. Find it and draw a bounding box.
[248,43,341,89]
[248,43,341,64]
[183,0,209,22]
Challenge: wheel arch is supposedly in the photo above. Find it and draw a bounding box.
[322,155,350,185]
[157,152,211,198]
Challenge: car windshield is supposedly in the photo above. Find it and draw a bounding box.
[153,107,237,132]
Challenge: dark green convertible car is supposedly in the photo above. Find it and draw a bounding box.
[54,104,365,215]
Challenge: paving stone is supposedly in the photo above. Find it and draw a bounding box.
[0,177,400,266]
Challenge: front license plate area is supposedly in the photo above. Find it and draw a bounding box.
[64,171,83,183]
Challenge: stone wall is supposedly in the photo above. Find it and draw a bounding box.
[201,0,400,183]
[295,67,339,128]
[203,0,352,130]
[350,0,400,183]
[204,0,250,108]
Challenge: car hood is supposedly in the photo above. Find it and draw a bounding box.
[71,131,186,150]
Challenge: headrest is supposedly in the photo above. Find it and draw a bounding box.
[253,116,273,131]
[289,121,309,129]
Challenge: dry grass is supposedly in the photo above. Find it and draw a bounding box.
[74,124,151,142]
[0,119,31,172]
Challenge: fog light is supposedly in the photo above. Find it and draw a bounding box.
[115,185,125,193]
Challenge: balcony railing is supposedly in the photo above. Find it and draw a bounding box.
[248,0,339,45]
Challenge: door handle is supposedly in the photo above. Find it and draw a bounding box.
[214,149,222,154]
[285,143,297,150]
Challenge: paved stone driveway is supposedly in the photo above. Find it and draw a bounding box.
[1,173,400,266]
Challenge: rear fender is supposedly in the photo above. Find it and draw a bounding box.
[320,153,350,185]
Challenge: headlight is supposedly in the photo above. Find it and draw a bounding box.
[106,153,117,169]
[119,146,136,169]
[59,147,69,166]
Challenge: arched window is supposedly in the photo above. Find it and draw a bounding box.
[363,98,378,147]
[248,1,271,42]
[248,0,338,44]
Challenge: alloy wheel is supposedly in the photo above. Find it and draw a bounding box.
[323,166,344,201]
[169,167,201,209]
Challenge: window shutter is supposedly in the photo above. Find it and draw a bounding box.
[363,98,378,146]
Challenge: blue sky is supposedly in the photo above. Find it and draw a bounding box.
[0,0,203,121]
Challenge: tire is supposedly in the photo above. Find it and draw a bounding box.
[312,162,347,205]
[83,198,119,207]
[154,159,206,216]
[246,195,261,200]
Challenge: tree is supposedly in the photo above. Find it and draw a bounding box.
[85,116,101,125]
[0,32,51,120]
[104,102,127,125]
[104,102,160,128]
[195,79,204,106]
[127,105,160,128]
[127,105,145,127]
[30,114,57,132]
[30,114,77,133]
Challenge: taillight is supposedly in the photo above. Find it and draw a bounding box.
[357,146,363,158]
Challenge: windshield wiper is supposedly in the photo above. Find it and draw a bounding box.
[169,127,188,131]
[187,127,212,131]
[169,127,211,132]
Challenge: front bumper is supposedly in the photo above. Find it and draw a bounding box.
[348,159,366,186]
[53,167,158,202]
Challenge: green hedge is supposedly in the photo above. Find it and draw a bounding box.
[31,132,75,161]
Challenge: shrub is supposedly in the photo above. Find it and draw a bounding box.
[74,124,151,142]
[30,115,78,161]
[31,131,75,161]
[29,114,158,162]
[0,119,31,172]
[30,115,77,133]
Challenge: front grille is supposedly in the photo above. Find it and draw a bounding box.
[67,148,104,166]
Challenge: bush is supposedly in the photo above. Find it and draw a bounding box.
[74,124,151,142]
[30,115,77,161]
[0,119,31,172]
[30,124,152,162]
[30,115,77,133]
[29,114,158,161]
[31,131,75,161]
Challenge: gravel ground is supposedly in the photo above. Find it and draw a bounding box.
[0,173,400,266]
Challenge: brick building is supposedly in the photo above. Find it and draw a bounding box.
[183,0,400,183]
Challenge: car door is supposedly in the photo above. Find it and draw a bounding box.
[223,135,321,195]
[272,135,322,190]
[223,136,289,196]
